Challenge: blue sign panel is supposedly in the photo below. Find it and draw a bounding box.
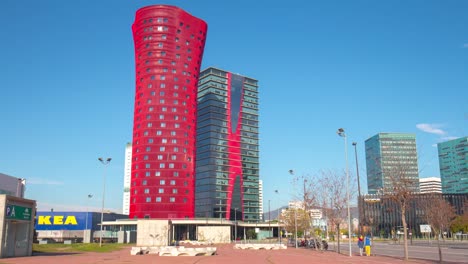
[35,212,92,230]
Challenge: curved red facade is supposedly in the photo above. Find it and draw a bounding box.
[130,5,207,219]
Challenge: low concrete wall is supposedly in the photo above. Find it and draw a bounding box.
[197,226,230,243]
[136,220,170,246]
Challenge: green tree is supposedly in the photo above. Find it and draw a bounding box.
[246,229,257,239]
[451,212,468,234]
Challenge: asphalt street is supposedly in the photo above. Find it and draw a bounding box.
[331,240,468,263]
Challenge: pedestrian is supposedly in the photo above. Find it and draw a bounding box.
[364,234,371,256]
[357,235,364,256]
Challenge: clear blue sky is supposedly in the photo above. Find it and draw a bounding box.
[1,0,466,213]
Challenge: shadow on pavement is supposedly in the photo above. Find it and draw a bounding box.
[32,251,80,257]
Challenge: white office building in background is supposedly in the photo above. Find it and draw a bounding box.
[419,177,442,193]
[122,143,132,215]
[259,180,263,221]
[0,173,26,198]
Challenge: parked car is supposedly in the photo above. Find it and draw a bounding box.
[39,238,56,244]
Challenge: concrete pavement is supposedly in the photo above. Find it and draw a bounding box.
[0,243,437,264]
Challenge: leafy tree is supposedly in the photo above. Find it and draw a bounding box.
[281,208,310,239]
[246,229,257,239]
[451,212,468,234]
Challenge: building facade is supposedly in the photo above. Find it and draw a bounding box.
[365,133,420,194]
[130,5,208,219]
[195,67,260,222]
[123,143,132,215]
[0,173,25,198]
[419,177,442,194]
[361,193,467,238]
[438,136,468,194]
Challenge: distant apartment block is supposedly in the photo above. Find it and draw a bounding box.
[122,143,132,215]
[0,173,25,198]
[419,177,442,193]
[365,133,420,194]
[438,136,468,194]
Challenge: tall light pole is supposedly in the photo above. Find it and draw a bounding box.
[98,157,111,247]
[337,128,352,257]
[84,194,92,243]
[288,169,298,248]
[352,142,363,235]
[268,200,271,237]
[274,190,281,245]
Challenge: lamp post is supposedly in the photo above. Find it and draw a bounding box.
[337,128,352,257]
[268,200,271,237]
[352,142,363,235]
[98,157,111,247]
[274,190,281,245]
[288,169,298,248]
[84,194,92,243]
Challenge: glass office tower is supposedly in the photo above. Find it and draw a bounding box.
[195,67,260,222]
[365,133,420,194]
[130,5,207,219]
[438,136,468,194]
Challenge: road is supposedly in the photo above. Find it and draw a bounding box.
[331,240,468,263]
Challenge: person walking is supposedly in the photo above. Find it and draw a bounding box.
[364,234,372,256]
[357,235,364,256]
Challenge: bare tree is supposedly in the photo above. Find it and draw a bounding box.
[318,170,351,254]
[382,163,419,261]
[290,171,319,249]
[421,194,456,263]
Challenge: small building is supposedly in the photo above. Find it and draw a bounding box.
[0,195,36,258]
[419,177,442,193]
[35,211,128,243]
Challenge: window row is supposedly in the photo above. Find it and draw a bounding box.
[133,170,192,178]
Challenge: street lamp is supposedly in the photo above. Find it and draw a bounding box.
[268,199,271,237]
[352,142,363,235]
[274,190,281,245]
[337,128,352,257]
[98,157,111,247]
[289,169,298,248]
[84,194,92,243]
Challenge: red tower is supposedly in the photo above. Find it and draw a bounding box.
[130,5,207,219]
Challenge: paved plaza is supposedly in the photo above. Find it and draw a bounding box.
[0,243,440,264]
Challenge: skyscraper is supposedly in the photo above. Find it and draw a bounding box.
[122,143,132,215]
[130,5,207,219]
[195,67,260,222]
[365,133,420,194]
[438,136,468,194]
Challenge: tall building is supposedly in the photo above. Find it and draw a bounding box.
[130,5,207,219]
[122,143,132,215]
[438,136,468,194]
[195,67,260,222]
[0,173,25,198]
[419,177,442,193]
[365,133,420,194]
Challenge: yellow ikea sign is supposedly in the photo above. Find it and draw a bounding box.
[38,215,78,225]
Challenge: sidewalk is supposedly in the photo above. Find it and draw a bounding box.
[1,243,434,264]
